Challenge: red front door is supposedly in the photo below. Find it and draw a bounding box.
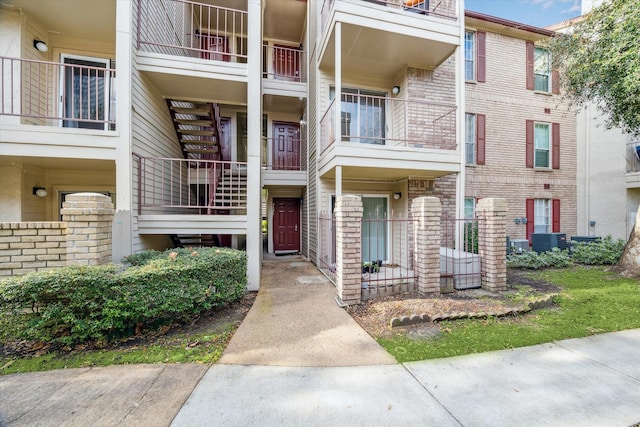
[200,35,229,61]
[272,122,300,170]
[273,198,300,252]
[273,45,301,81]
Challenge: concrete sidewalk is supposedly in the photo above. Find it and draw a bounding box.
[1,258,639,426]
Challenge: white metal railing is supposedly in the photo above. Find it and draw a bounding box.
[137,0,247,62]
[626,141,640,173]
[136,155,247,214]
[320,93,457,152]
[0,56,115,129]
[262,137,305,171]
[321,0,457,35]
[263,44,306,83]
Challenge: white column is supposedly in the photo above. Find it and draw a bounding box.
[334,22,342,144]
[336,165,342,198]
[454,1,466,250]
[245,0,262,291]
[113,0,133,263]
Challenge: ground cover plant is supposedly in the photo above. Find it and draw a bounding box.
[375,267,640,362]
[0,247,249,374]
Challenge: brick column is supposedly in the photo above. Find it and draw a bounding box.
[335,195,363,305]
[61,193,115,266]
[411,196,441,295]
[477,198,508,292]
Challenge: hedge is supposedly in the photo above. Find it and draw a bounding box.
[0,247,246,345]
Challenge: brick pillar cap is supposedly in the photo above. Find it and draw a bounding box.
[64,193,112,203]
[411,196,442,212]
[477,198,508,213]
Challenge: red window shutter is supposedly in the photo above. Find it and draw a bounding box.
[526,41,535,90]
[552,122,560,169]
[526,199,535,242]
[552,70,560,94]
[552,199,561,232]
[477,31,486,83]
[476,113,486,165]
[526,120,534,168]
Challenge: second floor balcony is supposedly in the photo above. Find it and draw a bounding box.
[1,56,116,131]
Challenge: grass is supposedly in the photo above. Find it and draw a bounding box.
[0,326,235,375]
[379,267,640,362]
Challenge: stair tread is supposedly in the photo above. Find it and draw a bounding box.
[184,148,221,154]
[171,107,210,116]
[181,140,219,146]
[175,119,213,126]
[178,130,215,136]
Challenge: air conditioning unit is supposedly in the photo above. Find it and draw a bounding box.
[531,233,568,253]
[510,239,530,254]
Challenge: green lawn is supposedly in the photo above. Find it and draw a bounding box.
[379,267,640,362]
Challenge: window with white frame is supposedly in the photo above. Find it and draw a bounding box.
[534,47,551,92]
[464,197,475,219]
[534,122,550,168]
[465,113,476,164]
[464,31,476,81]
[534,199,551,233]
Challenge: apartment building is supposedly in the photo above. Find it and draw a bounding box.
[463,11,577,243]
[1,0,466,290]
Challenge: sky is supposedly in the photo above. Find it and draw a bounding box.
[464,0,583,28]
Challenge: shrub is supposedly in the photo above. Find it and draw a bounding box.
[571,236,625,265]
[463,221,479,254]
[507,248,572,269]
[0,247,246,345]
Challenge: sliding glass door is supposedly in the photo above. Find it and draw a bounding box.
[361,197,388,263]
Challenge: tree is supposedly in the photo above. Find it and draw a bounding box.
[549,0,640,272]
[549,0,640,136]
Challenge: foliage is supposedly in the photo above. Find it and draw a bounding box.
[571,236,625,265]
[507,248,572,269]
[0,247,246,346]
[463,221,479,254]
[379,267,640,362]
[549,0,640,136]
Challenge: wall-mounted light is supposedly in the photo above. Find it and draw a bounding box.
[32,187,48,198]
[589,220,596,227]
[391,85,401,96]
[521,217,528,224]
[33,39,48,53]
[299,115,306,126]
[299,197,304,205]
[393,192,402,200]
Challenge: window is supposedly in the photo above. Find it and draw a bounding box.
[534,47,550,92]
[534,123,550,168]
[534,199,551,233]
[464,197,475,219]
[464,31,475,81]
[330,87,386,145]
[465,113,476,164]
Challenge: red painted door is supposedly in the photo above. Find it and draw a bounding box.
[273,45,300,81]
[220,117,231,161]
[200,35,229,61]
[272,122,300,170]
[273,198,300,252]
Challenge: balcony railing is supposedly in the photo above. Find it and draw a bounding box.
[1,56,116,130]
[262,137,306,171]
[627,141,640,173]
[320,94,457,153]
[262,44,306,83]
[321,0,457,35]
[135,155,247,214]
[137,0,248,62]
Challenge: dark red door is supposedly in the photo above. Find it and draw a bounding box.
[273,45,300,81]
[220,117,231,161]
[273,198,300,252]
[272,122,300,170]
[200,35,229,61]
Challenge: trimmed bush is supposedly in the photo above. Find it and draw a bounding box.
[507,248,572,269]
[0,247,246,345]
[571,236,625,265]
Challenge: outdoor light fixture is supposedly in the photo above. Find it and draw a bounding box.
[393,192,402,200]
[391,85,401,95]
[33,40,48,52]
[32,187,48,198]
[521,217,528,224]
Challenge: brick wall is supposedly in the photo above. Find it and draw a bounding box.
[465,29,577,240]
[0,222,67,277]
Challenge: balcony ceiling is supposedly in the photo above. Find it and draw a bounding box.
[264,0,306,43]
[1,0,116,43]
[1,156,115,171]
[321,23,456,79]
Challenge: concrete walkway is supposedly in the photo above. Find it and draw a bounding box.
[1,258,639,426]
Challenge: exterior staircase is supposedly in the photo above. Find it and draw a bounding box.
[166,99,222,161]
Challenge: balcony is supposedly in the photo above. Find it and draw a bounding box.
[1,57,116,130]
[318,0,459,80]
[136,0,248,103]
[318,93,459,179]
[262,137,307,187]
[626,141,640,188]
